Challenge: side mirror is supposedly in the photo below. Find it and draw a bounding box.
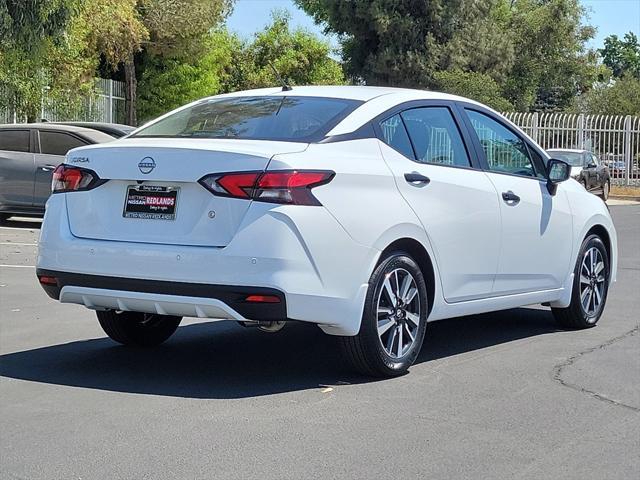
[546,159,571,195]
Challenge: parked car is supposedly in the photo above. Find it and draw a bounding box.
[52,122,135,138]
[547,148,611,200]
[36,87,617,377]
[0,123,115,221]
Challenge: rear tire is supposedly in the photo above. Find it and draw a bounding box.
[96,310,182,346]
[340,251,428,377]
[552,235,610,329]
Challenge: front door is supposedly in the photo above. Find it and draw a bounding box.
[0,129,35,209]
[463,108,573,295]
[377,105,501,303]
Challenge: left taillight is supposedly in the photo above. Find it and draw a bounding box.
[52,165,105,193]
[199,170,334,206]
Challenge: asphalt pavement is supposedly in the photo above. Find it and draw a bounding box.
[1,205,638,479]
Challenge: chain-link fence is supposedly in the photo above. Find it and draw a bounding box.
[505,112,640,186]
[0,78,125,125]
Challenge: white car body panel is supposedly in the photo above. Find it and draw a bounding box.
[37,86,618,337]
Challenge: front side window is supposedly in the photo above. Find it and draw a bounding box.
[40,131,86,156]
[132,96,362,142]
[379,114,414,159]
[0,130,29,152]
[401,107,471,167]
[466,110,537,177]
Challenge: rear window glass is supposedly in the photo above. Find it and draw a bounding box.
[0,130,30,152]
[39,131,87,156]
[132,96,362,142]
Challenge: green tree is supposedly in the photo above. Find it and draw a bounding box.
[575,76,640,116]
[432,70,512,111]
[137,30,238,122]
[0,0,79,121]
[295,0,511,87]
[600,32,640,79]
[232,11,345,90]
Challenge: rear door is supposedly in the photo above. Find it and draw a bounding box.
[462,107,573,295]
[34,130,89,207]
[376,103,501,303]
[0,129,35,209]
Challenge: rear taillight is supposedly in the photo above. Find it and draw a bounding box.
[52,164,105,193]
[199,170,334,206]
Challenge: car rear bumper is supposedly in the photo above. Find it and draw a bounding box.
[37,268,287,321]
[36,194,377,335]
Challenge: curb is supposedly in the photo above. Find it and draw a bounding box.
[609,195,640,201]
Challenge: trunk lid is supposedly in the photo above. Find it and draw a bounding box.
[65,138,307,247]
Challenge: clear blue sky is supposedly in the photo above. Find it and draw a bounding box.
[227,0,640,49]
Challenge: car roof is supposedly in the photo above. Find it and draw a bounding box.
[0,123,115,143]
[52,121,135,134]
[210,85,475,103]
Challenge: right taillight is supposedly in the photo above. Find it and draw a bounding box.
[199,170,334,206]
[52,164,105,193]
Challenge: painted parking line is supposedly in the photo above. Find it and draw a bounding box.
[0,264,35,268]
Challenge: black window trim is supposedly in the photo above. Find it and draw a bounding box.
[36,129,89,155]
[0,128,33,153]
[371,99,482,171]
[457,103,550,182]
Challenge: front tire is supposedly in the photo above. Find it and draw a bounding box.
[96,310,182,346]
[600,180,610,201]
[340,251,428,377]
[552,234,610,329]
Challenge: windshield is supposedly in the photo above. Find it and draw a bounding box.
[549,151,584,166]
[132,96,362,142]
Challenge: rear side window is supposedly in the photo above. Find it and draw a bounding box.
[132,96,362,142]
[401,107,471,167]
[39,131,87,156]
[379,114,414,159]
[0,130,30,152]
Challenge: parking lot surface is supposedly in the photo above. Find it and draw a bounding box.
[1,206,639,480]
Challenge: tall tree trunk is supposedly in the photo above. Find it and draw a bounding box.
[124,53,137,126]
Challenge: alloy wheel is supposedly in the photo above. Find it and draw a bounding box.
[376,268,421,358]
[579,246,607,319]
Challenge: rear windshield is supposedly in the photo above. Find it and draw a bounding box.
[132,96,362,142]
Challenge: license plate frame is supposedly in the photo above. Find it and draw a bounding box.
[123,185,179,220]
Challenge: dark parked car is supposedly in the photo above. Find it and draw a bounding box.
[52,122,135,138]
[0,123,114,221]
[547,148,610,200]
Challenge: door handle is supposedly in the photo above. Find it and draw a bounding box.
[40,165,56,172]
[404,173,430,186]
[501,190,520,205]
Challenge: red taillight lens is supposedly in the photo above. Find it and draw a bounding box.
[38,275,58,285]
[199,170,334,206]
[52,165,103,193]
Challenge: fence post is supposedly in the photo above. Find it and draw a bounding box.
[532,112,539,143]
[624,115,632,186]
[577,114,585,149]
[108,80,114,123]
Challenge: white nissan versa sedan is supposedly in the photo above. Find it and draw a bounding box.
[36,86,617,377]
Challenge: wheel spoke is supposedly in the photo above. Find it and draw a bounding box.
[382,276,397,305]
[404,287,418,305]
[378,318,395,336]
[406,312,420,328]
[397,325,404,357]
[580,286,590,309]
[386,326,397,353]
[377,306,393,319]
[404,323,415,342]
[593,284,602,306]
[587,289,594,313]
[594,261,605,275]
[579,274,590,284]
[399,274,412,304]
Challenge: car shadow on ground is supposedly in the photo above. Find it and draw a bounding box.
[0,307,560,399]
